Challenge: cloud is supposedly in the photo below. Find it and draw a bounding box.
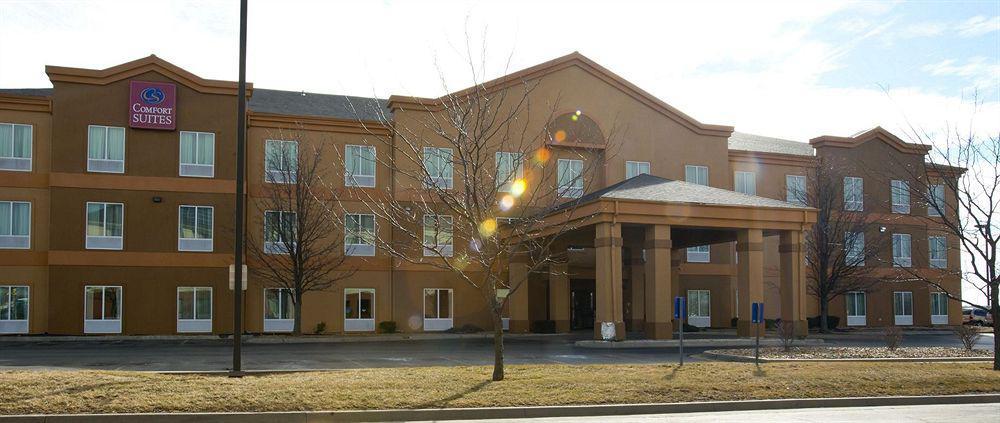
[956,15,1000,37]
[922,57,1000,92]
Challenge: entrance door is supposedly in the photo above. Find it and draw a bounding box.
[570,279,595,330]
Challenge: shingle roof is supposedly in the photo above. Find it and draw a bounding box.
[0,88,53,97]
[248,89,390,122]
[728,131,814,156]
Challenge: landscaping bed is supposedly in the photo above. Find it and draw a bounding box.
[710,346,992,360]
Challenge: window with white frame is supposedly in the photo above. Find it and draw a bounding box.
[84,285,122,334]
[85,202,123,250]
[345,145,376,187]
[891,180,910,214]
[734,171,756,195]
[87,125,125,173]
[893,291,913,325]
[264,210,296,254]
[263,288,294,332]
[844,176,863,211]
[264,140,297,183]
[845,291,866,326]
[0,123,32,171]
[557,159,584,198]
[496,288,511,330]
[176,287,212,333]
[844,231,865,266]
[0,286,29,334]
[423,147,453,189]
[0,201,30,249]
[687,245,710,263]
[625,161,650,179]
[685,165,708,186]
[928,184,945,217]
[423,214,454,257]
[892,233,912,267]
[423,288,453,331]
[178,205,213,252]
[344,288,375,332]
[344,213,375,256]
[496,151,524,191]
[179,131,215,177]
[928,235,947,269]
[687,289,711,328]
[930,292,948,324]
[786,175,806,205]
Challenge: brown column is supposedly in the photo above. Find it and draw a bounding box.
[548,261,571,333]
[736,228,764,337]
[779,230,808,337]
[594,222,625,340]
[628,245,645,330]
[643,224,673,339]
[508,251,530,333]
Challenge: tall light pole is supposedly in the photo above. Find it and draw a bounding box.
[231,0,248,377]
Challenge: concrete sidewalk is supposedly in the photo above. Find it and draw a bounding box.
[0,332,569,344]
[576,338,825,349]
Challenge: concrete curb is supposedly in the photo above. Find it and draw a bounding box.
[2,394,998,422]
[575,338,825,349]
[703,350,993,363]
[0,332,569,345]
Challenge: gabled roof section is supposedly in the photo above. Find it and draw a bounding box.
[388,52,734,137]
[249,89,389,122]
[728,131,814,156]
[809,126,931,155]
[45,55,251,96]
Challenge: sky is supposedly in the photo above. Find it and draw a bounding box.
[1,0,998,304]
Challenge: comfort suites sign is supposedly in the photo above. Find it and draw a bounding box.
[129,81,176,130]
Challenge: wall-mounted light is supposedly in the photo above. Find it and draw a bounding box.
[152,196,163,203]
[879,226,886,233]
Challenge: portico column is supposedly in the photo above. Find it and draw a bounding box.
[549,261,571,333]
[594,222,625,340]
[779,230,808,337]
[628,245,646,331]
[736,228,764,337]
[643,224,673,339]
[508,251,530,333]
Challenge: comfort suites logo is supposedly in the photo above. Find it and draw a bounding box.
[129,81,176,130]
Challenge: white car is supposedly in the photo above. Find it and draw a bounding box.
[963,308,994,326]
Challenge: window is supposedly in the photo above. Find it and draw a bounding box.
[734,171,756,195]
[263,210,296,254]
[786,175,806,205]
[928,184,945,217]
[625,161,650,179]
[929,235,947,269]
[87,125,125,173]
[930,292,948,325]
[178,205,213,252]
[0,286,29,334]
[557,159,584,198]
[263,288,294,332]
[179,131,215,177]
[0,201,30,249]
[176,287,212,333]
[345,145,376,187]
[0,123,32,171]
[344,288,375,332]
[344,213,375,256]
[423,214,454,257]
[423,288,453,331]
[893,291,913,325]
[496,152,524,191]
[687,289,710,328]
[496,288,511,330]
[891,180,910,214]
[685,165,708,186]
[84,286,122,334]
[423,147,453,189]
[892,233,912,267]
[844,177,863,211]
[845,291,866,326]
[687,245,710,263]
[844,231,865,266]
[264,140,297,183]
[85,202,123,250]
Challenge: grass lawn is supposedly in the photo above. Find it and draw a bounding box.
[2,362,999,415]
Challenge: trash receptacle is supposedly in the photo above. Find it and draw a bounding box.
[600,321,616,341]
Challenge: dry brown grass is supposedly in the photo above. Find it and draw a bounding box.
[1,362,998,415]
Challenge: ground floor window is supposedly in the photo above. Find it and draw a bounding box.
[686,245,709,263]
[845,291,866,326]
[84,285,122,333]
[893,291,913,326]
[0,285,28,333]
[177,287,212,333]
[496,288,510,331]
[930,292,948,325]
[687,289,710,328]
[263,288,294,332]
[423,288,453,331]
[344,288,375,332]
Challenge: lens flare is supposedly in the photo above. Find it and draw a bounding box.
[479,218,498,237]
[499,195,515,211]
[535,147,551,164]
[554,130,567,142]
[510,179,527,197]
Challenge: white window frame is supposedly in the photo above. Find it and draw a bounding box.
[844,176,863,211]
[928,235,947,269]
[845,291,866,326]
[422,214,454,257]
[0,200,30,249]
[83,285,122,334]
[496,288,511,331]
[687,289,711,328]
[0,285,29,334]
[264,139,298,184]
[263,210,296,254]
[178,205,214,252]
[625,161,650,179]
[344,288,376,332]
[87,125,126,174]
[734,171,756,195]
[557,158,584,198]
[176,287,212,333]
[687,245,710,263]
[179,131,215,178]
[263,287,294,332]
[930,292,948,325]
[344,213,376,257]
[423,147,454,190]
[786,175,806,205]
[0,122,32,172]
[891,180,910,214]
[345,144,376,188]
[844,231,865,266]
[892,233,912,268]
[928,184,945,217]
[893,291,913,326]
[685,165,708,186]
[423,288,454,331]
[495,151,525,192]
[85,202,124,250]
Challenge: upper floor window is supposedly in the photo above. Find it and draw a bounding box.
[0,123,32,171]
[178,205,213,252]
[264,140,297,183]
[625,161,650,179]
[685,165,708,186]
[687,245,710,263]
[844,176,863,211]
[264,210,296,254]
[891,180,910,214]
[344,213,376,257]
[844,231,865,266]
[85,202,123,250]
[557,159,584,198]
[892,233,912,268]
[422,214,454,257]
[786,175,806,205]
[734,171,756,195]
[87,125,125,173]
[928,184,945,217]
[179,131,215,178]
[496,151,524,192]
[423,147,453,190]
[928,235,947,269]
[0,201,30,249]
[345,145,376,188]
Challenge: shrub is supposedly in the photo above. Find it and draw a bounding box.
[445,324,483,334]
[775,320,796,352]
[377,321,397,334]
[807,315,841,329]
[313,321,326,334]
[954,324,983,351]
[531,320,556,333]
[731,317,739,328]
[681,322,701,332]
[884,325,903,351]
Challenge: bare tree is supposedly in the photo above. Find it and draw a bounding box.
[247,132,357,335]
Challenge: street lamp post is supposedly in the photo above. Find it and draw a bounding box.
[231,0,248,377]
